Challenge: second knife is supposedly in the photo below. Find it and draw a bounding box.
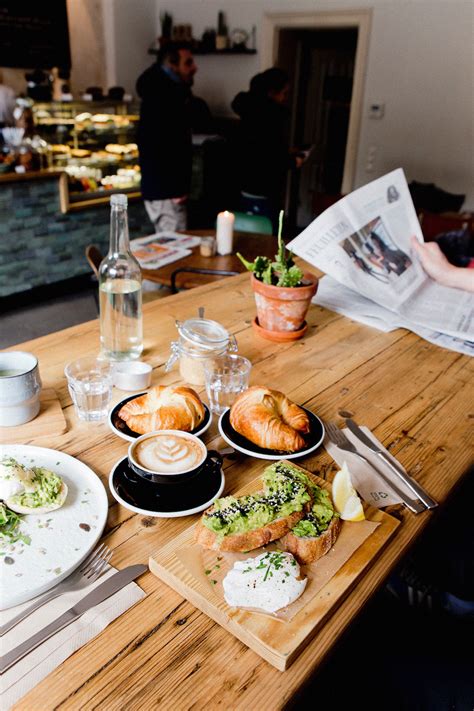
[345,419,438,510]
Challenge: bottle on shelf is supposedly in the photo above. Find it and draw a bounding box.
[99,194,143,361]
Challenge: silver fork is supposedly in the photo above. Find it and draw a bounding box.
[325,422,425,514]
[0,543,113,636]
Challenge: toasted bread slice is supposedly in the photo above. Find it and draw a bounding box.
[280,515,342,565]
[194,506,309,552]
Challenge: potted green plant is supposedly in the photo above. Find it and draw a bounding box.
[237,212,318,342]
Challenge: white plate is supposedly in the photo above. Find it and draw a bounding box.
[0,445,108,610]
[108,394,212,443]
[218,407,325,461]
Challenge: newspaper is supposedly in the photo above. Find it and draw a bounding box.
[288,168,473,344]
[315,275,474,357]
[130,232,200,269]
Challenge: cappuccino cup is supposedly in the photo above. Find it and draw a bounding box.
[0,352,42,427]
[129,430,212,484]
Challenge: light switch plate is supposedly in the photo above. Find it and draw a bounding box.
[369,103,385,119]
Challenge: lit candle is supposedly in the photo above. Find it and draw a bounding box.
[216,211,235,255]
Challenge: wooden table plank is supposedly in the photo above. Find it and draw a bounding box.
[8,272,473,710]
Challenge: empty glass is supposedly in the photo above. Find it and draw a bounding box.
[204,354,251,416]
[65,356,114,422]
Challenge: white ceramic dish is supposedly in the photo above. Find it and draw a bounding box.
[108,394,212,443]
[218,407,325,461]
[0,445,108,610]
[113,361,152,391]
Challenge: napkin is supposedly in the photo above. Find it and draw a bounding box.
[325,426,415,508]
[0,565,146,709]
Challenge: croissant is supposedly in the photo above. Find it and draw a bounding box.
[229,386,310,452]
[118,385,205,434]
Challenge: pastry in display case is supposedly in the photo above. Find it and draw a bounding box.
[31,100,141,207]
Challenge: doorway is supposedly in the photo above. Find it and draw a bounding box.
[262,10,371,231]
[278,28,358,228]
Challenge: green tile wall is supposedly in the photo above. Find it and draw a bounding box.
[0,177,152,297]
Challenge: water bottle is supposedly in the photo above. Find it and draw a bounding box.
[99,194,143,360]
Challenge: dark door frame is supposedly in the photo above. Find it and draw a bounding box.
[261,9,372,195]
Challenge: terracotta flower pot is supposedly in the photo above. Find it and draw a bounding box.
[250,272,318,341]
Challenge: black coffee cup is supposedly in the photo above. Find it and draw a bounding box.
[128,430,222,485]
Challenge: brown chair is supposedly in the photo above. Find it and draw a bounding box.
[417,210,473,242]
[85,244,169,307]
[85,244,103,278]
[170,267,239,293]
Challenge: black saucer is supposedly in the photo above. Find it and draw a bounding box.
[109,453,225,517]
[218,406,325,460]
[109,393,212,442]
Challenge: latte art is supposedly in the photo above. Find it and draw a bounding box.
[134,434,205,473]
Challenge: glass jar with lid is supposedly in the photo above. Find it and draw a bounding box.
[166,318,238,386]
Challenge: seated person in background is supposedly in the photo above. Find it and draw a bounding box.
[231,68,303,232]
[411,237,474,292]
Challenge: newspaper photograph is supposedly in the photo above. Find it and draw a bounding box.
[288,169,473,342]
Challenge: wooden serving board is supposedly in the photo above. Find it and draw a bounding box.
[0,388,67,444]
[149,462,400,671]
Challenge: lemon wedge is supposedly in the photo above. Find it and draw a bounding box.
[332,462,365,521]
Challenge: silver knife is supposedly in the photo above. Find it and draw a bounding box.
[345,419,438,510]
[0,563,147,674]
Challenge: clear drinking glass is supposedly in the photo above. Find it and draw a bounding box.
[65,356,114,422]
[204,354,251,416]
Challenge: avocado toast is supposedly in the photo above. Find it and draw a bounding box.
[194,462,313,552]
[280,481,341,565]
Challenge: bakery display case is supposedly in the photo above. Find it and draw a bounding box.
[32,100,141,210]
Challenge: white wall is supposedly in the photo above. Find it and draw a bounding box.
[67,0,107,94]
[144,0,473,208]
[105,0,158,95]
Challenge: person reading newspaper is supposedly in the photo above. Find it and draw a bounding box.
[411,238,474,293]
[287,169,473,356]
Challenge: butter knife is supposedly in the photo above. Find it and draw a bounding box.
[0,563,147,674]
[345,419,438,510]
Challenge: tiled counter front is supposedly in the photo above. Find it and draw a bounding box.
[0,174,151,297]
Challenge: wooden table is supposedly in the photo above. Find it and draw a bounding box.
[9,272,473,710]
[141,230,277,290]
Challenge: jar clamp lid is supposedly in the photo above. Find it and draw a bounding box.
[175,318,230,350]
[165,318,237,373]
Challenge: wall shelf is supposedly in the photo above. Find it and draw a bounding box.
[148,47,256,57]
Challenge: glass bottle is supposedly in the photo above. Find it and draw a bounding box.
[99,194,143,360]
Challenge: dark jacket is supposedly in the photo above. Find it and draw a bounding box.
[136,64,193,200]
[231,90,294,200]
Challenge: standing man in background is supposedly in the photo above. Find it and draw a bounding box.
[136,42,197,232]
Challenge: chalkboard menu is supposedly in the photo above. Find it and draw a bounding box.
[0,1,71,69]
